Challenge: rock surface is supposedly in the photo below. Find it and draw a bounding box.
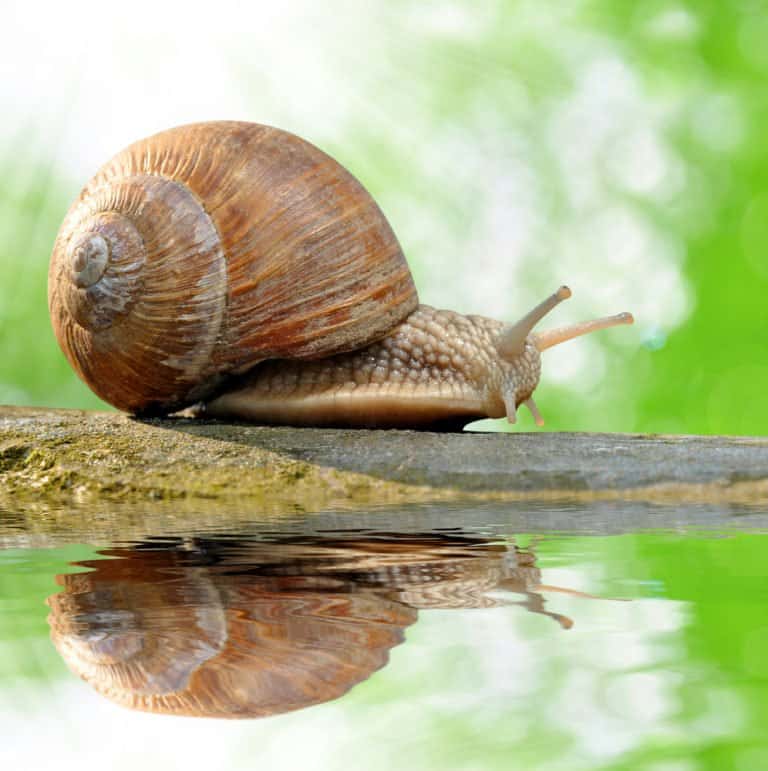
[1,406,767,507]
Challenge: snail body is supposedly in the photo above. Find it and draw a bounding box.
[49,121,633,428]
[202,305,540,428]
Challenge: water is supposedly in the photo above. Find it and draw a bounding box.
[2,499,768,770]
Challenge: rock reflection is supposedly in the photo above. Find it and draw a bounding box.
[47,532,580,718]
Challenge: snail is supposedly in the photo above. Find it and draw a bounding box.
[49,121,633,428]
[47,532,591,718]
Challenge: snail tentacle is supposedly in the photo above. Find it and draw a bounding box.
[495,285,572,360]
[524,397,545,427]
[534,312,635,352]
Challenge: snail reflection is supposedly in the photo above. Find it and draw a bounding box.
[47,532,599,719]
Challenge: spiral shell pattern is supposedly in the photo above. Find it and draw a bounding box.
[49,122,417,413]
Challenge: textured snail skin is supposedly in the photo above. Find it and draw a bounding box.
[203,306,542,428]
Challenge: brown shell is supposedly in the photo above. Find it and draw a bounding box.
[48,121,418,413]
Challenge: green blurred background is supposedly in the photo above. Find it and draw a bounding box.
[3,5,768,769]
[1,0,766,434]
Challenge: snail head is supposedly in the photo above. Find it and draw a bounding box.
[494,286,634,425]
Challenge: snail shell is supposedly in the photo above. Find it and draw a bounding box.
[48,121,417,414]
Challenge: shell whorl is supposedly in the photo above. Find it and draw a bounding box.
[50,175,227,412]
[49,121,418,413]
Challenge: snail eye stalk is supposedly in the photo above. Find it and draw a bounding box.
[496,285,572,360]
[534,312,634,352]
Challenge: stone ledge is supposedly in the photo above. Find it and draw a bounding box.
[1,405,767,506]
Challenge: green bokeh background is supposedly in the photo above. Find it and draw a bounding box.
[1,0,765,435]
[3,5,768,769]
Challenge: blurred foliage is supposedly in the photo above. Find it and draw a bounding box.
[0,139,105,411]
[1,0,766,433]
[584,0,768,436]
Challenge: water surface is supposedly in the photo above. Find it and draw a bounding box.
[1,499,767,770]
